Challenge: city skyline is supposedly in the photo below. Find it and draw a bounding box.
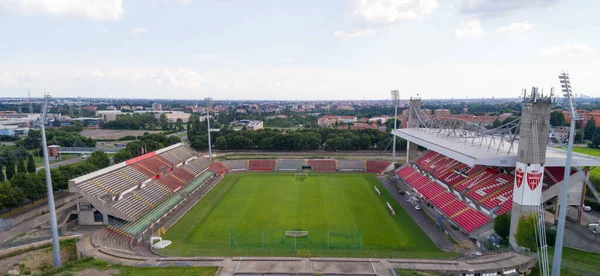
[0,0,599,100]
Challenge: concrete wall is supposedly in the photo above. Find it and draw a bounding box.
[7,193,79,227]
[78,209,104,226]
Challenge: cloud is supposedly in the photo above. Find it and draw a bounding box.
[132,27,148,35]
[149,69,207,89]
[496,21,533,34]
[280,57,295,63]
[334,28,376,38]
[0,0,124,20]
[541,43,595,56]
[351,0,438,25]
[459,0,558,17]
[453,19,482,38]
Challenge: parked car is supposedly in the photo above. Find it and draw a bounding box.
[584,205,592,212]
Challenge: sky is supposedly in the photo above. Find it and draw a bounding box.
[0,0,598,100]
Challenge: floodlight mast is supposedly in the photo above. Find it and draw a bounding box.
[391,90,400,163]
[40,94,61,268]
[552,72,576,276]
[205,97,213,162]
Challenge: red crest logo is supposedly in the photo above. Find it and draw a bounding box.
[515,168,524,188]
[527,170,542,191]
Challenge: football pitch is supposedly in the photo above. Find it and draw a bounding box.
[158,173,452,258]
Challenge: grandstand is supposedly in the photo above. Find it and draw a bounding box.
[395,149,595,235]
[337,160,366,171]
[248,159,276,171]
[392,98,600,237]
[276,159,306,171]
[307,159,337,172]
[208,162,228,175]
[222,160,248,172]
[69,143,215,225]
[365,160,393,173]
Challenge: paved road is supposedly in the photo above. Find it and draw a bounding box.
[36,157,86,172]
[377,176,455,252]
[0,199,78,245]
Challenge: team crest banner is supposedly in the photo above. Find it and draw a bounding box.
[512,162,526,204]
[513,163,544,206]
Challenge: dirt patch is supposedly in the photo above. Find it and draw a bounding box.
[74,268,120,276]
[80,129,161,140]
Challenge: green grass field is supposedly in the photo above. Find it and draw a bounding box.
[573,147,600,177]
[159,173,452,258]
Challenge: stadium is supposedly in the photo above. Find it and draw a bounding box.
[67,96,600,275]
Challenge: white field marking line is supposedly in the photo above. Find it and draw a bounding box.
[156,257,163,266]
[235,257,243,273]
[370,258,377,274]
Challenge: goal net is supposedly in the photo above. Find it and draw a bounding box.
[285,231,309,237]
[294,173,308,179]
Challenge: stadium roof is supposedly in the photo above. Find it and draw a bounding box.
[393,128,600,167]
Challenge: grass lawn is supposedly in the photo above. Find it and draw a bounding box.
[41,257,217,276]
[545,247,600,275]
[572,147,600,178]
[159,173,454,259]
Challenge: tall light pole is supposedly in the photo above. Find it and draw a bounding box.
[552,72,577,275]
[205,97,213,162]
[391,90,400,163]
[40,94,61,268]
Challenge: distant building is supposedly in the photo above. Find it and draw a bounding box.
[341,116,357,124]
[551,126,570,141]
[246,121,264,131]
[351,123,377,130]
[152,103,163,111]
[266,115,288,120]
[0,126,29,137]
[317,115,341,127]
[82,106,98,112]
[434,109,450,117]
[154,112,191,123]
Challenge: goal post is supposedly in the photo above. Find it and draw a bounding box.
[294,173,309,179]
[285,230,309,237]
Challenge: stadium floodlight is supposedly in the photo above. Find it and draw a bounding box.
[552,72,576,276]
[205,97,213,162]
[391,90,400,163]
[40,94,61,268]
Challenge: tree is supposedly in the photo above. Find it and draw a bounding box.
[10,173,43,203]
[159,113,169,130]
[87,151,110,169]
[0,182,24,209]
[215,136,228,150]
[176,118,184,131]
[549,111,568,126]
[26,154,36,173]
[574,131,583,143]
[515,214,538,251]
[5,155,15,180]
[493,213,511,240]
[584,118,597,140]
[0,164,4,182]
[17,158,26,174]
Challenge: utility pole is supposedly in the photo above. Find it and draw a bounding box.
[390,90,400,163]
[205,97,213,162]
[40,94,61,268]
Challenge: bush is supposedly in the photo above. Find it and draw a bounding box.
[493,213,511,240]
[515,214,537,251]
[585,198,600,212]
[546,228,556,247]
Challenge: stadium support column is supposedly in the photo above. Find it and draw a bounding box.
[405,97,421,164]
[509,90,552,249]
